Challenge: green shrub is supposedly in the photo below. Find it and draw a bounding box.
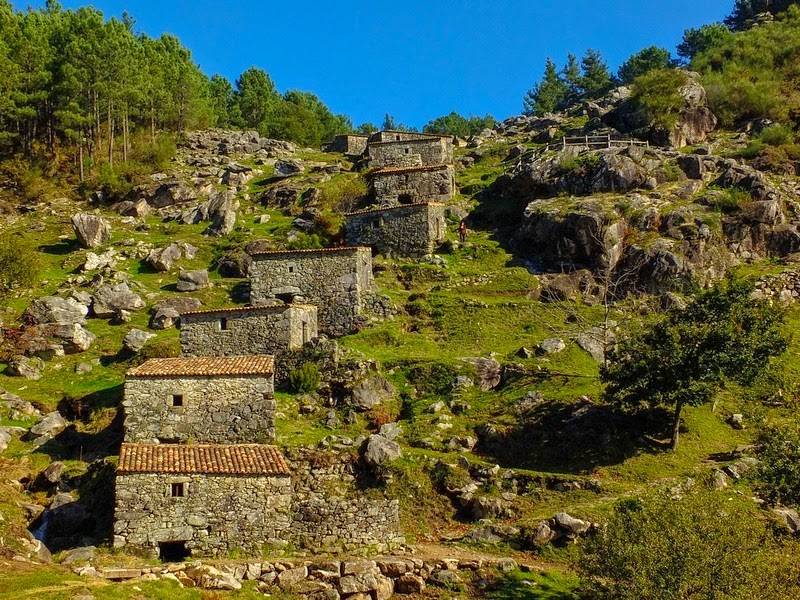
[580,491,800,599]
[0,236,40,298]
[709,187,752,214]
[289,363,320,393]
[319,175,367,212]
[136,337,180,361]
[758,124,796,147]
[630,69,689,130]
[755,425,800,506]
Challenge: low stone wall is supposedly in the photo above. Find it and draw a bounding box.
[123,375,275,443]
[344,203,447,257]
[369,165,455,204]
[249,248,375,337]
[180,305,318,358]
[113,473,292,556]
[753,270,800,302]
[326,134,368,157]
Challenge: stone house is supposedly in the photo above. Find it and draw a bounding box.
[248,247,375,337]
[179,303,318,358]
[367,136,453,169]
[123,356,276,444]
[114,443,292,558]
[369,164,455,204]
[368,130,451,143]
[325,134,369,157]
[344,202,447,257]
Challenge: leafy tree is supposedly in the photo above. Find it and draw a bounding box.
[235,67,278,130]
[618,46,672,84]
[423,111,496,137]
[725,0,800,30]
[357,122,377,134]
[630,68,689,130]
[677,23,733,61]
[602,278,787,449]
[523,57,568,115]
[208,74,237,128]
[580,49,615,98]
[580,491,800,600]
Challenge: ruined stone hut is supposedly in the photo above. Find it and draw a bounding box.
[344,202,447,257]
[367,135,454,169]
[123,356,276,444]
[248,246,375,337]
[179,303,317,359]
[325,133,369,157]
[114,442,292,558]
[369,164,455,204]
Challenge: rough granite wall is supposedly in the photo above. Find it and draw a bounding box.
[370,165,455,204]
[327,134,368,157]
[344,203,447,257]
[248,248,375,337]
[367,137,453,168]
[369,131,449,143]
[123,375,276,443]
[113,473,292,556]
[179,305,318,358]
[286,448,404,552]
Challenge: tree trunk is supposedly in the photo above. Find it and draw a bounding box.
[122,105,128,162]
[107,102,114,168]
[671,402,684,450]
[79,141,84,183]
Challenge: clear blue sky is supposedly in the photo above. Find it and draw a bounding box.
[13,0,733,128]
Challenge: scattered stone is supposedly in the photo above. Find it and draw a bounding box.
[146,244,183,272]
[464,356,502,391]
[177,269,210,292]
[348,375,395,411]
[274,159,304,177]
[728,413,745,430]
[123,329,156,353]
[363,434,402,469]
[71,214,110,248]
[29,411,67,439]
[61,546,96,564]
[92,283,145,318]
[7,355,44,380]
[538,338,566,355]
[24,296,88,326]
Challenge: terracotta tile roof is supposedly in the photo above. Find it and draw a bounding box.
[369,137,449,147]
[345,202,445,217]
[118,443,290,476]
[127,356,274,378]
[372,164,452,176]
[377,130,451,139]
[180,303,315,317]
[249,246,370,257]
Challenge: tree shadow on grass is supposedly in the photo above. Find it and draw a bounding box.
[476,399,673,475]
[39,239,79,255]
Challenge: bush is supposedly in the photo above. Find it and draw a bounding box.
[755,425,800,506]
[0,236,40,297]
[319,175,367,212]
[630,69,689,130]
[580,491,800,599]
[758,124,796,147]
[289,363,320,394]
[709,187,752,214]
[136,337,180,361]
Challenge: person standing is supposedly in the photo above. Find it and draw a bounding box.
[458,219,467,243]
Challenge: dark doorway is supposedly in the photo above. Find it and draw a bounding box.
[398,193,414,205]
[159,541,190,562]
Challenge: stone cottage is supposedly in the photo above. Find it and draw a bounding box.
[325,133,369,157]
[179,303,318,358]
[367,135,453,169]
[248,246,375,337]
[123,356,276,444]
[114,442,292,558]
[344,202,447,257]
[369,164,455,204]
[368,130,451,143]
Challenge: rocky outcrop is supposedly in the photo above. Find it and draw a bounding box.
[24,296,88,326]
[177,269,210,292]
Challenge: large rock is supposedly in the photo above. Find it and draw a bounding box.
[577,327,615,363]
[24,297,88,326]
[146,244,183,272]
[274,159,304,177]
[150,297,202,329]
[29,411,67,438]
[554,512,591,536]
[363,434,402,469]
[7,355,44,380]
[464,357,502,391]
[348,375,395,411]
[71,214,111,248]
[145,180,197,209]
[50,323,96,353]
[123,329,155,353]
[0,428,12,452]
[204,190,240,236]
[176,270,210,292]
[92,283,145,318]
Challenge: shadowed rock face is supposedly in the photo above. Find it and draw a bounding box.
[71,213,111,249]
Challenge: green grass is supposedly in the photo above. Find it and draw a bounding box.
[485,569,580,600]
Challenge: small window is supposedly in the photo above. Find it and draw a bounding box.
[395,134,401,141]
[404,148,410,154]
[288,265,295,273]
[171,394,184,407]
[219,317,228,331]
[171,482,185,498]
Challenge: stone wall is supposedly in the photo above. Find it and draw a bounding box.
[326,134,368,157]
[369,165,455,204]
[285,448,404,553]
[753,269,800,302]
[113,473,292,556]
[179,305,318,358]
[369,131,449,143]
[344,203,447,257]
[367,137,453,169]
[249,248,375,337]
[123,375,276,443]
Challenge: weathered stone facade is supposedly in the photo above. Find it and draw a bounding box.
[114,472,292,556]
[367,137,453,169]
[325,134,369,157]
[344,203,447,257]
[179,304,317,358]
[123,357,276,444]
[248,247,375,337]
[369,164,455,204]
[368,130,450,143]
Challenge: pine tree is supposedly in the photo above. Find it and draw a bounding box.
[725,0,799,30]
[617,46,672,84]
[580,49,615,99]
[561,53,582,105]
[235,67,278,130]
[522,57,568,116]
